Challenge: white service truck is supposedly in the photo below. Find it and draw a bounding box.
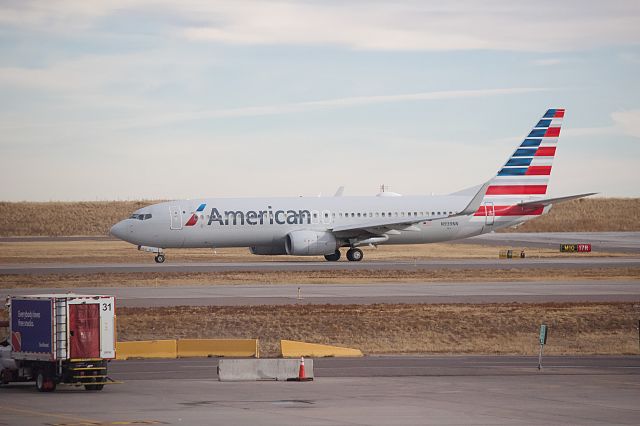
[0,294,116,392]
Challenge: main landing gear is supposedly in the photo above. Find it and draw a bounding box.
[324,248,363,262]
[346,248,363,262]
[324,250,341,262]
[154,254,165,263]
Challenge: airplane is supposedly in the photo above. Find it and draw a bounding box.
[110,108,594,263]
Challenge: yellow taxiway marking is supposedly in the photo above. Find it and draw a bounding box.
[0,404,99,424]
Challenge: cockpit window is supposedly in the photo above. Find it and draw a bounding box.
[130,213,152,220]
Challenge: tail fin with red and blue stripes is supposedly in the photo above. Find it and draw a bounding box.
[487,108,564,199]
[472,109,565,222]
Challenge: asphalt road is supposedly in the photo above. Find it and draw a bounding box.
[2,231,639,252]
[3,281,639,306]
[1,356,638,425]
[107,355,640,380]
[1,256,639,275]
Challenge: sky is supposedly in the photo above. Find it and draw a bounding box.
[1,0,639,201]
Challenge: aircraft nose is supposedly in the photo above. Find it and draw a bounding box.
[110,221,127,240]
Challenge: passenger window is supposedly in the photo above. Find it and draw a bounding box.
[376,212,380,217]
[382,213,385,217]
[357,213,361,217]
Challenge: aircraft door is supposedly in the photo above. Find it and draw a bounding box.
[170,205,183,230]
[484,202,495,226]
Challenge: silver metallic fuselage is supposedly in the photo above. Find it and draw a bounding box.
[110,194,519,250]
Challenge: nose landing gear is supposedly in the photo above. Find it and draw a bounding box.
[138,246,166,264]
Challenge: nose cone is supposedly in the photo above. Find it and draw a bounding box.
[110,221,127,240]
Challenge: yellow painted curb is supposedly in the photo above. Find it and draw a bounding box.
[280,340,363,358]
[116,340,177,360]
[177,339,259,358]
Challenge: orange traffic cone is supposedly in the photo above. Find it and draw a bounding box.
[288,356,313,381]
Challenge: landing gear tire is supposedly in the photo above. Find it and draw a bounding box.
[346,248,363,262]
[36,372,56,392]
[324,250,341,262]
[154,254,165,264]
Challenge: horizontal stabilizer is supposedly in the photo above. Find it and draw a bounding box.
[459,181,491,215]
[517,193,597,208]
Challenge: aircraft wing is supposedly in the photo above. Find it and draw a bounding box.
[517,193,596,208]
[329,181,491,235]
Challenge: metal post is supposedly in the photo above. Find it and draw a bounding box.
[538,324,547,370]
[538,343,544,370]
[297,287,302,300]
[637,319,640,352]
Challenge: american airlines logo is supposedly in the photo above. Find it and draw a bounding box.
[185,203,207,226]
[207,206,315,226]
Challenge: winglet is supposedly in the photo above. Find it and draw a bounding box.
[459,180,491,216]
[334,186,345,197]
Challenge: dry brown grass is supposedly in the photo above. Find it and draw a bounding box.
[1,267,639,289]
[112,303,640,356]
[2,302,637,356]
[0,198,638,237]
[500,198,640,232]
[0,201,159,236]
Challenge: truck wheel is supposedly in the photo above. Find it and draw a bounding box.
[84,384,104,391]
[36,372,56,392]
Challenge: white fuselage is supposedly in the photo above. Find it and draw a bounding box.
[110,193,530,251]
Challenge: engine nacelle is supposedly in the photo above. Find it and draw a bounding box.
[249,245,288,255]
[285,230,338,256]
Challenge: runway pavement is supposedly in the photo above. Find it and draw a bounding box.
[2,231,639,252]
[2,256,639,275]
[459,231,640,253]
[1,356,638,425]
[2,280,639,306]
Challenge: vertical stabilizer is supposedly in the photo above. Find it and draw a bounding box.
[475,109,565,223]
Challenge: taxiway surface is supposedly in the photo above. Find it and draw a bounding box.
[2,281,639,306]
[2,256,639,275]
[1,356,638,425]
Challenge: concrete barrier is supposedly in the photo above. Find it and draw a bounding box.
[177,339,259,358]
[116,340,177,360]
[281,340,363,358]
[218,358,314,381]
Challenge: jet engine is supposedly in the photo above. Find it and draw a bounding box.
[285,230,338,256]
